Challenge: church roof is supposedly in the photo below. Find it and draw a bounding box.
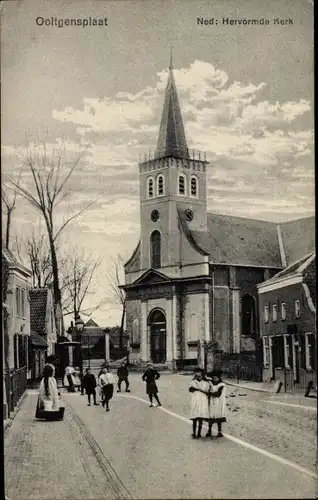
[191,214,315,268]
[192,213,282,268]
[155,55,189,159]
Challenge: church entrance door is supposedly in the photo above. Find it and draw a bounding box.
[149,309,166,363]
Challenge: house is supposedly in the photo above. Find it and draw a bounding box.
[2,246,32,416]
[123,58,315,370]
[81,319,107,360]
[2,247,32,372]
[29,287,57,357]
[28,332,48,382]
[258,252,316,389]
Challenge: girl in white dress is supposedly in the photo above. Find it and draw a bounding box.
[189,368,210,439]
[206,370,227,438]
[36,365,64,420]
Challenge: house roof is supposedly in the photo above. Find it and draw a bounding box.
[85,318,99,327]
[279,216,316,266]
[259,252,315,286]
[2,246,19,264]
[29,288,48,334]
[83,319,105,336]
[192,213,282,268]
[30,331,48,348]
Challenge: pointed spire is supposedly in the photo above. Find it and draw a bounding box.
[169,47,173,70]
[155,53,189,159]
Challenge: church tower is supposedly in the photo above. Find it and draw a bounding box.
[139,56,209,272]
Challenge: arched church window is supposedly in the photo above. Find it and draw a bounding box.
[150,230,161,268]
[190,175,198,197]
[132,318,140,344]
[157,174,164,196]
[178,174,186,195]
[147,177,154,198]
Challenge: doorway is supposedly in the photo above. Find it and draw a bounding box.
[148,309,166,363]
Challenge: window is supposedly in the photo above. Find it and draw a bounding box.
[132,318,140,345]
[178,174,186,195]
[305,333,315,370]
[264,305,269,323]
[14,334,18,369]
[21,289,25,318]
[295,300,300,318]
[157,174,164,196]
[147,177,154,198]
[281,302,286,320]
[262,337,270,366]
[272,303,277,322]
[190,175,198,197]
[283,335,293,369]
[150,230,161,268]
[16,287,20,317]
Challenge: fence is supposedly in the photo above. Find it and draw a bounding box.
[4,366,28,415]
[213,352,263,382]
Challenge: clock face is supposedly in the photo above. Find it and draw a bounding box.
[151,209,160,222]
[185,209,194,222]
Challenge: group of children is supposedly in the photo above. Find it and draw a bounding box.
[189,368,226,439]
[81,362,131,411]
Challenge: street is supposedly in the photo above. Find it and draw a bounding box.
[5,373,317,499]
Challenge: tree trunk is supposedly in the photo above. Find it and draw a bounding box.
[119,303,126,350]
[5,209,12,249]
[47,230,63,334]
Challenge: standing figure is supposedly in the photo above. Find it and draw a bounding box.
[206,370,227,438]
[36,365,64,421]
[74,366,82,392]
[63,365,76,392]
[82,368,99,406]
[142,363,162,407]
[189,368,210,439]
[117,362,130,393]
[99,366,115,412]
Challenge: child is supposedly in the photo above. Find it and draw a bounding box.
[36,364,64,421]
[142,363,161,407]
[206,369,226,438]
[99,366,115,412]
[117,362,130,393]
[82,368,99,406]
[189,368,210,439]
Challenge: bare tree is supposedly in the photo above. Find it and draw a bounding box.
[6,138,98,333]
[61,247,103,320]
[1,169,22,249]
[24,231,54,288]
[106,255,126,349]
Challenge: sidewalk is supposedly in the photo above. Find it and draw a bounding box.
[4,391,129,500]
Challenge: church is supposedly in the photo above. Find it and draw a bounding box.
[123,58,315,369]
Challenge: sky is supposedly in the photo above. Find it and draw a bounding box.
[1,0,314,328]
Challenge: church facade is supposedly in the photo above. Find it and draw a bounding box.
[123,59,315,369]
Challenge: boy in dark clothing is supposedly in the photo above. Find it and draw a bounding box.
[82,368,99,406]
[117,362,130,392]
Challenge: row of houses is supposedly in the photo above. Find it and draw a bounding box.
[2,247,57,419]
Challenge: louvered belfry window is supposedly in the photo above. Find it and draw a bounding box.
[150,230,161,268]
